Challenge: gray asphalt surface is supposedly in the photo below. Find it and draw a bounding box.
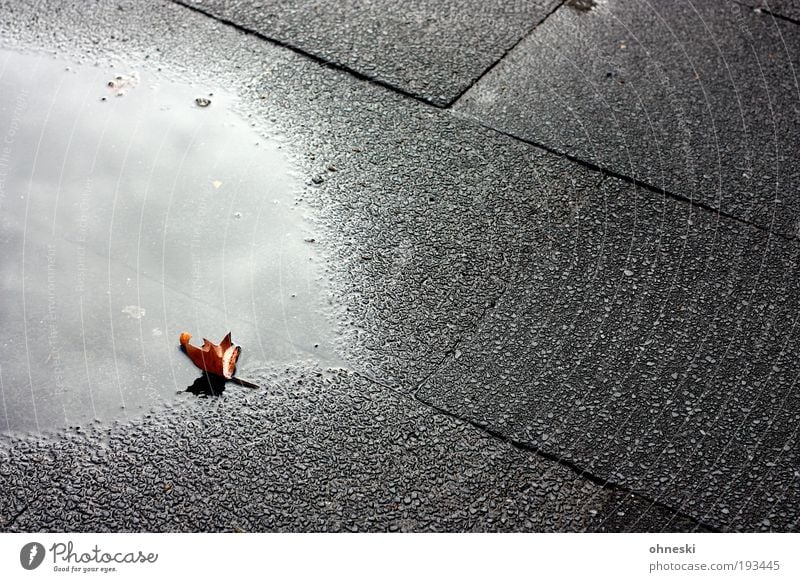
[0,0,798,532]
[0,366,704,532]
[174,0,560,106]
[455,0,800,237]
[418,176,800,531]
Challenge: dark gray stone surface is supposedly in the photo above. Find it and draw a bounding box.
[0,367,703,532]
[171,0,559,106]
[0,0,597,393]
[455,0,800,237]
[0,0,695,531]
[1,0,797,532]
[418,176,800,531]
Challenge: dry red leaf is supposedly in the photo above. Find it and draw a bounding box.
[179,331,241,379]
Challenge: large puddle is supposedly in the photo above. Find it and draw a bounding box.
[0,49,336,433]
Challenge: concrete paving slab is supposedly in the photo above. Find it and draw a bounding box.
[0,0,605,391]
[171,0,560,106]
[0,367,707,532]
[2,0,795,532]
[455,0,800,237]
[0,0,706,531]
[418,176,800,532]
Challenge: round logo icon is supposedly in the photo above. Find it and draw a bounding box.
[20,542,45,570]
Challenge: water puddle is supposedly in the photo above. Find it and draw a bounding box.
[0,49,337,433]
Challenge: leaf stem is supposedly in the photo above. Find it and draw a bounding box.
[230,376,260,389]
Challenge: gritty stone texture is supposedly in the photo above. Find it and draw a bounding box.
[418,176,800,532]
[756,0,800,21]
[0,0,701,531]
[0,367,703,532]
[0,0,797,532]
[171,0,560,106]
[0,0,597,390]
[455,0,800,237]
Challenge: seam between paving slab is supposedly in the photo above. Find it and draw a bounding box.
[736,1,800,27]
[761,9,800,26]
[445,0,568,105]
[353,370,717,531]
[412,391,719,532]
[397,218,718,531]
[445,0,800,243]
[168,0,568,108]
[457,120,800,244]
[422,384,716,532]
[412,283,509,396]
[171,0,799,244]
[170,0,446,107]
[161,1,787,530]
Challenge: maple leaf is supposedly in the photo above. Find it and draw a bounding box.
[180,331,240,378]
[179,332,258,388]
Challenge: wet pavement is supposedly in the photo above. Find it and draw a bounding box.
[173,0,561,106]
[418,176,800,531]
[455,0,800,237]
[0,367,708,532]
[0,0,798,532]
